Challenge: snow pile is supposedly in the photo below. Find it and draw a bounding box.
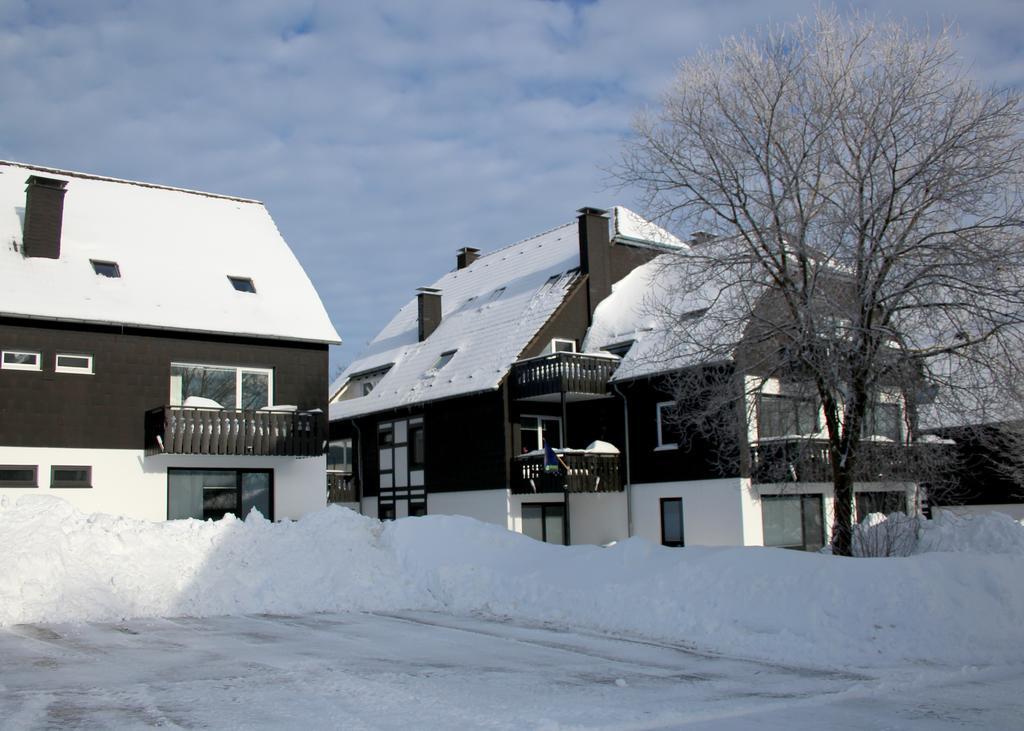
[854,510,1024,557]
[0,496,429,625]
[3,496,1023,670]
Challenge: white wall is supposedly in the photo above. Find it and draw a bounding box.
[0,447,326,521]
[428,488,511,528]
[629,478,748,546]
[567,491,628,545]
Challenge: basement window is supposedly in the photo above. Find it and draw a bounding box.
[91,260,121,278]
[0,465,37,487]
[228,276,257,293]
[1,350,41,371]
[51,465,92,488]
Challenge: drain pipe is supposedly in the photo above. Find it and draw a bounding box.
[352,420,365,515]
[612,382,633,537]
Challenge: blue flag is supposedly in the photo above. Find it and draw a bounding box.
[543,440,561,473]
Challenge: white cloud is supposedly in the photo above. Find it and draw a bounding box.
[1,0,1020,370]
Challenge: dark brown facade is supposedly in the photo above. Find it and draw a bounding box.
[0,316,328,451]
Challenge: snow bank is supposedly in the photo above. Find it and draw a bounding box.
[854,510,1024,557]
[2,496,1023,670]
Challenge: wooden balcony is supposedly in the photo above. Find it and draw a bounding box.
[750,438,951,484]
[511,451,622,494]
[146,406,323,457]
[327,471,358,503]
[511,352,619,402]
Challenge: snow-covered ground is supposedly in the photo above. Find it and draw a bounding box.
[1,496,1023,728]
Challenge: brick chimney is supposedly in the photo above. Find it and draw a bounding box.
[417,287,442,341]
[456,247,480,269]
[577,207,611,322]
[23,175,68,259]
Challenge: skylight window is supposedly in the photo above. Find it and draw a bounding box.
[228,276,257,293]
[90,260,121,278]
[431,350,457,371]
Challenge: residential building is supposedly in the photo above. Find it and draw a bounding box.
[0,161,340,521]
[329,207,931,549]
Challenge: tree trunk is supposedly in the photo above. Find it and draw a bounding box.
[831,464,855,556]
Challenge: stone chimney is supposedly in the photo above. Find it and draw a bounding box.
[577,207,610,322]
[22,175,68,259]
[417,287,442,341]
[456,247,480,269]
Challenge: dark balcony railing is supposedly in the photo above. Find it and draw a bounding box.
[750,438,951,484]
[327,470,358,503]
[512,451,622,494]
[146,406,323,457]
[511,352,619,400]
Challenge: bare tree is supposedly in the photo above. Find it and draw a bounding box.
[618,10,1024,555]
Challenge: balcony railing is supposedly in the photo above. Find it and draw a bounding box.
[511,352,619,401]
[511,451,622,494]
[750,438,951,484]
[327,470,358,503]
[146,406,323,457]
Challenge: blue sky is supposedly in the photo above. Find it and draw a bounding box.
[2,1,1022,374]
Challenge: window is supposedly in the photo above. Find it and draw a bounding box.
[522,503,565,545]
[520,415,561,452]
[656,402,677,449]
[362,382,374,396]
[757,394,819,439]
[409,503,427,518]
[409,421,426,470]
[863,402,902,441]
[1,350,41,371]
[856,491,906,522]
[551,338,576,353]
[430,350,457,371]
[168,469,272,521]
[51,465,91,488]
[761,494,824,551]
[170,363,272,409]
[0,465,37,487]
[603,341,634,358]
[660,498,684,547]
[90,260,121,278]
[379,504,396,521]
[327,439,352,472]
[55,353,93,374]
[228,276,257,293]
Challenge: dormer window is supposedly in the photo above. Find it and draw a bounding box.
[91,260,121,278]
[431,350,457,371]
[228,276,256,293]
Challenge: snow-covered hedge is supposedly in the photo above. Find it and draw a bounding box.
[2,495,1023,670]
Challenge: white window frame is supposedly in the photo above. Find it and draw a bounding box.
[169,362,274,409]
[1,350,41,371]
[520,414,563,451]
[655,401,678,450]
[55,353,94,375]
[550,338,576,354]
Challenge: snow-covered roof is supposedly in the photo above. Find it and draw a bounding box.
[330,221,581,419]
[611,206,686,249]
[582,252,750,381]
[0,161,340,344]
